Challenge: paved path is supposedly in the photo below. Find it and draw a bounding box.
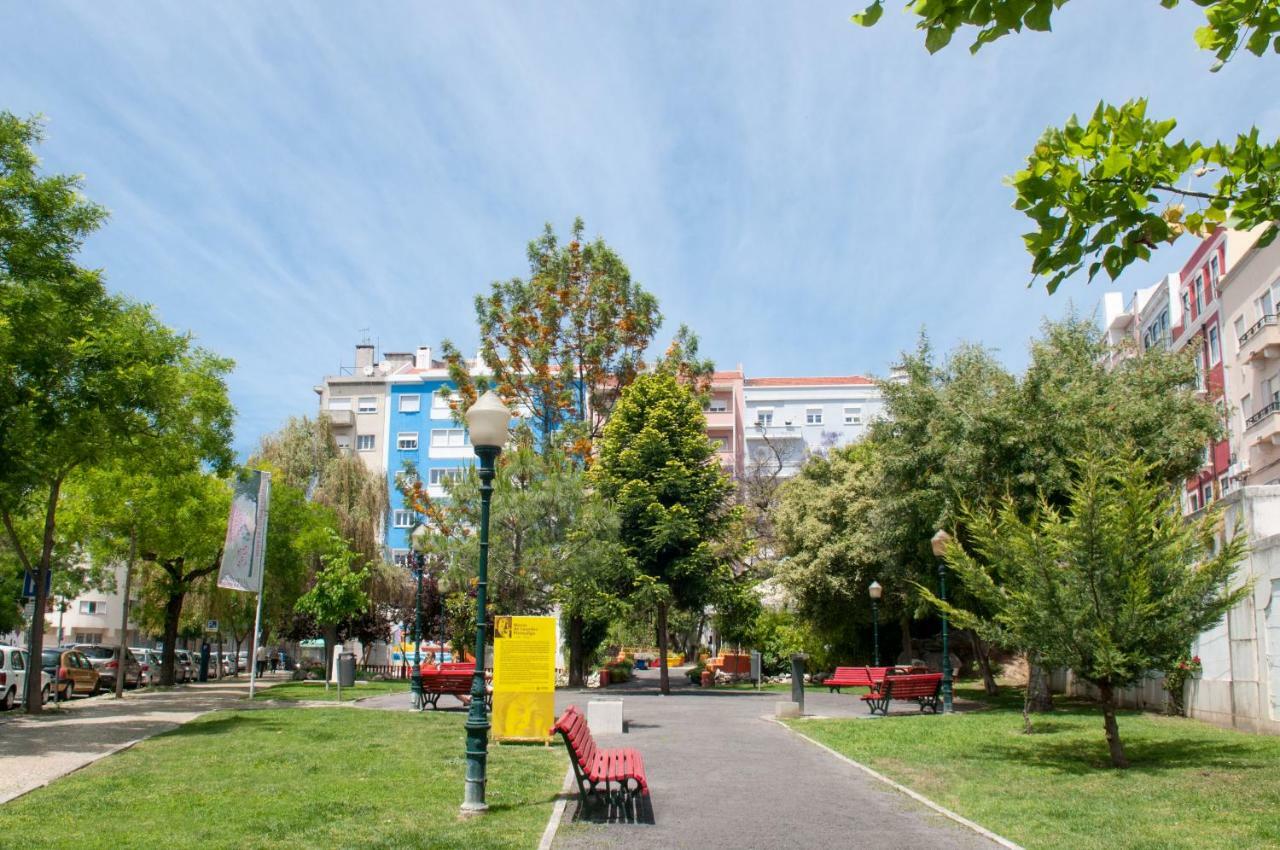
[550,668,998,850]
[0,674,286,804]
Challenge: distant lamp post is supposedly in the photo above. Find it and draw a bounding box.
[868,581,883,667]
[931,529,954,714]
[461,390,510,815]
[410,523,429,711]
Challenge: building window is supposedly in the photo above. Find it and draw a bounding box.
[1208,325,1221,366]
[430,428,469,447]
[1210,254,1220,288]
[1182,291,1192,318]
[1193,274,1204,315]
[397,432,419,451]
[399,394,421,413]
[430,468,464,485]
[1243,394,1253,422]
[357,434,376,452]
[74,632,103,645]
[706,398,728,413]
[1235,316,1246,348]
[1202,483,1213,506]
[1194,351,1205,391]
[79,600,105,615]
[805,408,823,425]
[844,406,863,425]
[357,396,378,414]
[391,550,412,568]
[395,470,418,487]
[432,392,462,414]
[328,397,352,412]
[756,409,773,427]
[335,436,352,452]
[393,510,415,528]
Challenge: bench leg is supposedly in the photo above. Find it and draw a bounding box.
[865,696,889,716]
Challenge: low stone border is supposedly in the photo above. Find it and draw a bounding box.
[537,766,576,850]
[773,718,1024,850]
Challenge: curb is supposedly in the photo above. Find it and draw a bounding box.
[537,766,576,850]
[772,718,1024,850]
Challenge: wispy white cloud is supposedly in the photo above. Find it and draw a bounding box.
[0,0,1271,452]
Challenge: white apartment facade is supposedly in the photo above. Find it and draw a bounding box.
[742,376,885,478]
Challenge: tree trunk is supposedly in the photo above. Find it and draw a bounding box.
[899,614,914,663]
[324,622,339,678]
[160,588,186,686]
[1098,682,1130,768]
[1028,658,1055,712]
[969,631,998,696]
[567,614,585,688]
[656,601,670,695]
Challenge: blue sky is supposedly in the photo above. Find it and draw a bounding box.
[2,2,1276,455]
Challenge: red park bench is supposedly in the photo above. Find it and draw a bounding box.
[825,666,895,693]
[551,705,654,824]
[860,672,944,716]
[417,662,491,711]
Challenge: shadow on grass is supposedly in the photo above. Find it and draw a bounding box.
[162,713,276,738]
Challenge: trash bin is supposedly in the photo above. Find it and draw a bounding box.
[338,652,356,688]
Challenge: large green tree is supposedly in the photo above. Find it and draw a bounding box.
[440,217,662,455]
[851,0,1280,292]
[934,452,1248,768]
[0,113,238,710]
[592,373,738,694]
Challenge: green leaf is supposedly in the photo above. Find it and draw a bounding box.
[851,0,884,27]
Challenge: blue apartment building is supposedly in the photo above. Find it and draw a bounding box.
[383,375,474,564]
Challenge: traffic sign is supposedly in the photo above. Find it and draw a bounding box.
[21,569,51,601]
[205,619,219,633]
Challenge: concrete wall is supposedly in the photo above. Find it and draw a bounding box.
[1184,486,1280,735]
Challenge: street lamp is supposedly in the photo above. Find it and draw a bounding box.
[868,581,882,667]
[410,523,429,711]
[461,390,510,816]
[930,529,954,714]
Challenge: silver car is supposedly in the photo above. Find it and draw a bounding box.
[73,644,143,690]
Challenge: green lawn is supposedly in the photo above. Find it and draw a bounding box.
[252,680,411,702]
[787,685,1280,850]
[0,708,564,850]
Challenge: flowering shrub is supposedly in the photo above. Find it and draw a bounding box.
[1164,655,1202,716]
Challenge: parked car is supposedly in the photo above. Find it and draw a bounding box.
[0,645,52,709]
[131,648,163,686]
[173,649,195,682]
[40,647,101,699]
[73,644,143,690]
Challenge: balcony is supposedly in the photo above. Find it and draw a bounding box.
[1239,315,1280,365]
[324,409,355,428]
[705,410,736,430]
[747,423,805,442]
[1246,400,1280,445]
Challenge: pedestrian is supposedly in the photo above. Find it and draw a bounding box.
[255,643,267,676]
[269,650,278,673]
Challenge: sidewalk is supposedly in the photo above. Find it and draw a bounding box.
[551,668,999,850]
[0,674,283,804]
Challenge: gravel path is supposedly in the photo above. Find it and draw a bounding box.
[0,674,285,804]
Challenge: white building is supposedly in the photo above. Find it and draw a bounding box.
[40,563,143,648]
[742,375,885,477]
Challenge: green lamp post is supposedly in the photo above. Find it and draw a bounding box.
[410,523,429,711]
[931,529,954,714]
[868,580,882,667]
[460,390,510,815]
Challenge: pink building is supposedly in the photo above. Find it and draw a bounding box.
[705,368,746,478]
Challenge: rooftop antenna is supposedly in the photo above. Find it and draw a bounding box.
[359,327,372,345]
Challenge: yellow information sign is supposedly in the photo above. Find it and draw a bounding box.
[492,615,556,742]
